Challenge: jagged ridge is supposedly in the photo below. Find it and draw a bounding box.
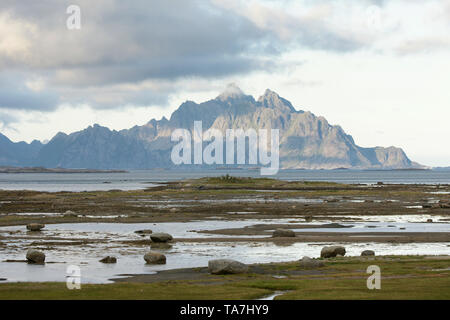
[0,85,420,169]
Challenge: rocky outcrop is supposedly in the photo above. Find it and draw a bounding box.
[26,249,45,264]
[320,246,346,258]
[144,251,166,264]
[208,259,249,275]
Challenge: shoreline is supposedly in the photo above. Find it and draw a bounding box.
[0,167,128,174]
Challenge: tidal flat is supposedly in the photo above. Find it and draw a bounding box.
[0,177,449,298]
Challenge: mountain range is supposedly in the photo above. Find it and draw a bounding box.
[0,84,422,170]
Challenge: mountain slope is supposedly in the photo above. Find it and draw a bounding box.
[0,133,43,166]
[0,85,419,169]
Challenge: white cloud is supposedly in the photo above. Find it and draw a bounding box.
[0,12,36,62]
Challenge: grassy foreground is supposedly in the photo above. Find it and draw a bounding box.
[1,256,449,300]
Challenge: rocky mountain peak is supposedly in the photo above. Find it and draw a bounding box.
[257,89,296,112]
[216,83,246,101]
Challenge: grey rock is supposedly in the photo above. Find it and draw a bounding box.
[298,256,324,268]
[272,228,295,238]
[99,256,117,263]
[150,233,173,243]
[26,223,45,231]
[361,250,375,256]
[208,259,249,275]
[144,251,166,264]
[320,246,346,258]
[26,249,45,264]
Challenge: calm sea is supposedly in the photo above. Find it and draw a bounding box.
[0,169,450,192]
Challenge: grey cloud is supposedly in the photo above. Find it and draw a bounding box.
[0,74,59,111]
[0,0,374,111]
[0,0,275,110]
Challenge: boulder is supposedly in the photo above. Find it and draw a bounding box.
[99,256,117,263]
[144,251,166,264]
[320,246,346,258]
[208,259,248,275]
[26,249,45,264]
[426,219,433,223]
[361,250,375,256]
[26,223,45,232]
[272,229,295,238]
[150,233,173,243]
[298,256,324,268]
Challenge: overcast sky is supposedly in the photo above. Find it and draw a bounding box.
[1,0,450,166]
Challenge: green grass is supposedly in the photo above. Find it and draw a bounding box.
[0,282,270,300]
[277,276,450,300]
